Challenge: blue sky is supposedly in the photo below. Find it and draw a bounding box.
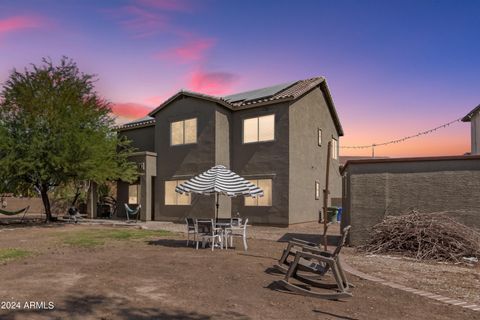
[0,0,479,156]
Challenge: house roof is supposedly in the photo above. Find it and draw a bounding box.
[224,81,297,104]
[116,77,344,135]
[225,77,330,109]
[461,104,480,122]
[115,116,155,131]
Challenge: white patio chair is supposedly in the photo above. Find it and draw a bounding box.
[230,217,242,227]
[185,217,197,247]
[196,219,223,251]
[226,218,248,251]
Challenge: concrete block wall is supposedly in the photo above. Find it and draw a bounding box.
[342,157,480,245]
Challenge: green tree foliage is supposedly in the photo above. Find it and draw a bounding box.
[0,57,138,221]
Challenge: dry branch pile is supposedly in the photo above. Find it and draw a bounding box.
[360,212,480,262]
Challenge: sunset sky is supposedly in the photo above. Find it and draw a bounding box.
[0,0,479,157]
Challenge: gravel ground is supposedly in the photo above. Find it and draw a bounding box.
[344,249,480,305]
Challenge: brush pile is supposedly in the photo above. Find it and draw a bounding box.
[360,212,480,263]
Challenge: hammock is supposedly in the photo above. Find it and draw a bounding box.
[124,204,141,222]
[0,205,30,222]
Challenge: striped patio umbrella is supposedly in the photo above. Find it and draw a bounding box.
[175,165,264,221]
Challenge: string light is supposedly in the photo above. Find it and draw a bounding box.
[340,117,462,150]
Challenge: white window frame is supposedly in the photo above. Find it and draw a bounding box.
[315,181,320,200]
[242,114,275,144]
[244,179,272,206]
[170,118,197,146]
[165,180,191,205]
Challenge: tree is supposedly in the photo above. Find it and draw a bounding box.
[0,57,138,221]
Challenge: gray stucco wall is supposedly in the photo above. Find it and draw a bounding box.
[288,87,342,224]
[117,180,129,217]
[154,96,217,221]
[215,107,232,218]
[119,125,155,152]
[343,158,480,245]
[118,87,344,226]
[231,103,290,225]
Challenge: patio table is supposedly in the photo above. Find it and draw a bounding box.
[194,219,243,249]
[214,222,232,249]
[215,222,232,227]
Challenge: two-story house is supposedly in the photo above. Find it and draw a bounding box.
[116,77,343,226]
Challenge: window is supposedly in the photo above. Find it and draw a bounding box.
[243,114,275,143]
[165,180,191,205]
[245,179,272,206]
[332,138,338,160]
[171,118,197,145]
[128,184,141,204]
[318,129,322,146]
[315,181,320,200]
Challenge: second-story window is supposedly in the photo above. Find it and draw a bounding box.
[332,138,338,160]
[315,181,320,200]
[171,118,197,146]
[243,114,275,143]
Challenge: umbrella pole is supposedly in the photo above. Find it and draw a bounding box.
[215,193,219,223]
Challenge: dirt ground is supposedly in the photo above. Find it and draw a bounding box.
[0,224,478,320]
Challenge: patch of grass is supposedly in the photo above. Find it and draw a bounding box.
[61,228,173,248]
[0,248,31,262]
[105,229,172,240]
[63,235,104,248]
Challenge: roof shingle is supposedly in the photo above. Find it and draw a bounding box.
[223,81,297,104]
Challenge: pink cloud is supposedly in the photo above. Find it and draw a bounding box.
[108,0,196,38]
[110,102,153,119]
[109,5,170,38]
[154,38,215,63]
[188,70,239,95]
[143,95,170,106]
[0,15,43,34]
[135,0,194,12]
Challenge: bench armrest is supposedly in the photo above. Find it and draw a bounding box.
[290,238,317,247]
[301,246,333,257]
[295,250,335,264]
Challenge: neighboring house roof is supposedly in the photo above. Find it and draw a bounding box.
[340,154,480,174]
[117,77,344,135]
[339,156,389,166]
[462,104,480,122]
